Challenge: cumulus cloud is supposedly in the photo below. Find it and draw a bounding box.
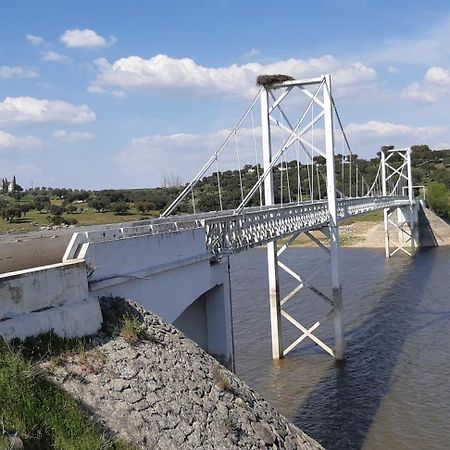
[114,127,267,186]
[61,29,117,48]
[346,120,447,138]
[115,123,323,186]
[241,48,260,60]
[41,50,71,63]
[387,65,400,74]
[89,53,377,98]
[0,66,39,79]
[345,120,448,153]
[0,130,42,150]
[402,66,450,103]
[52,130,95,142]
[0,97,96,125]
[26,34,45,46]
[87,84,126,97]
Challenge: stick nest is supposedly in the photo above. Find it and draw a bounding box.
[256,74,294,87]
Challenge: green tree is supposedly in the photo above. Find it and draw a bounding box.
[33,196,51,213]
[48,205,65,216]
[88,197,110,213]
[1,205,22,222]
[111,202,130,215]
[427,182,450,218]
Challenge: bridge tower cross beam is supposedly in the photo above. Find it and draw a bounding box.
[260,74,344,361]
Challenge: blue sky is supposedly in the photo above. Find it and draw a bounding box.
[1,0,450,189]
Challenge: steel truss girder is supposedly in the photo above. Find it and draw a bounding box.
[203,196,410,256]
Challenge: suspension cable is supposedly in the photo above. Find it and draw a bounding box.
[161,87,262,217]
[215,159,223,211]
[234,131,244,202]
[251,109,263,207]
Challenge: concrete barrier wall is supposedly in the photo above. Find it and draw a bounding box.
[0,234,72,273]
[0,260,102,341]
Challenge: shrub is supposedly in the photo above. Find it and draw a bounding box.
[427,182,450,218]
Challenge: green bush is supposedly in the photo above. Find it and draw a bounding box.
[427,182,450,218]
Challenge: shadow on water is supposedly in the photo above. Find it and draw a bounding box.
[291,247,439,450]
[418,207,439,246]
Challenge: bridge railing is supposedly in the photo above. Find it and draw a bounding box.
[202,196,410,256]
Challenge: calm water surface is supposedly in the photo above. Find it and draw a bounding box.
[230,247,450,450]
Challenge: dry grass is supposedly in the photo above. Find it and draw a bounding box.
[213,365,231,391]
[119,316,147,345]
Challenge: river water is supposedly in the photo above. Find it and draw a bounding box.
[230,247,450,450]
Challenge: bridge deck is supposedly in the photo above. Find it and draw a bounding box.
[69,196,410,258]
[202,196,410,255]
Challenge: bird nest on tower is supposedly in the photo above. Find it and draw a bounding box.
[256,74,294,87]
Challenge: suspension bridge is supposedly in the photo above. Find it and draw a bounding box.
[0,74,420,370]
[156,74,418,362]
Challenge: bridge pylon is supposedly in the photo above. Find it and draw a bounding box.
[380,146,418,257]
[260,74,344,361]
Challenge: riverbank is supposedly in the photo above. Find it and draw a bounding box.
[286,207,450,248]
[36,298,323,450]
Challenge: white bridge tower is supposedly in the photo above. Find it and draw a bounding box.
[260,74,344,361]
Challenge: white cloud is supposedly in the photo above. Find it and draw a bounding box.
[90,53,377,99]
[0,66,39,79]
[346,120,447,138]
[41,50,71,63]
[345,121,448,152]
[387,65,400,74]
[402,66,450,103]
[87,84,126,97]
[241,48,260,60]
[26,34,45,46]
[0,130,42,150]
[115,123,324,186]
[0,97,96,125]
[61,29,117,48]
[52,130,95,142]
[425,66,450,85]
[115,127,265,186]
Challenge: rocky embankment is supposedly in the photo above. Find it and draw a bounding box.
[44,298,323,450]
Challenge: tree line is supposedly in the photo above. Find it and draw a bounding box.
[0,145,449,226]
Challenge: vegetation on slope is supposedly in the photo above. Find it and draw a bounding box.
[0,335,131,450]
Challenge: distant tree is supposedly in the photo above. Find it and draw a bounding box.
[162,173,183,188]
[88,197,110,213]
[10,191,25,201]
[111,202,130,215]
[33,196,51,213]
[19,203,33,214]
[313,155,326,166]
[65,204,78,214]
[1,205,22,222]
[47,214,65,226]
[47,204,65,216]
[136,201,153,214]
